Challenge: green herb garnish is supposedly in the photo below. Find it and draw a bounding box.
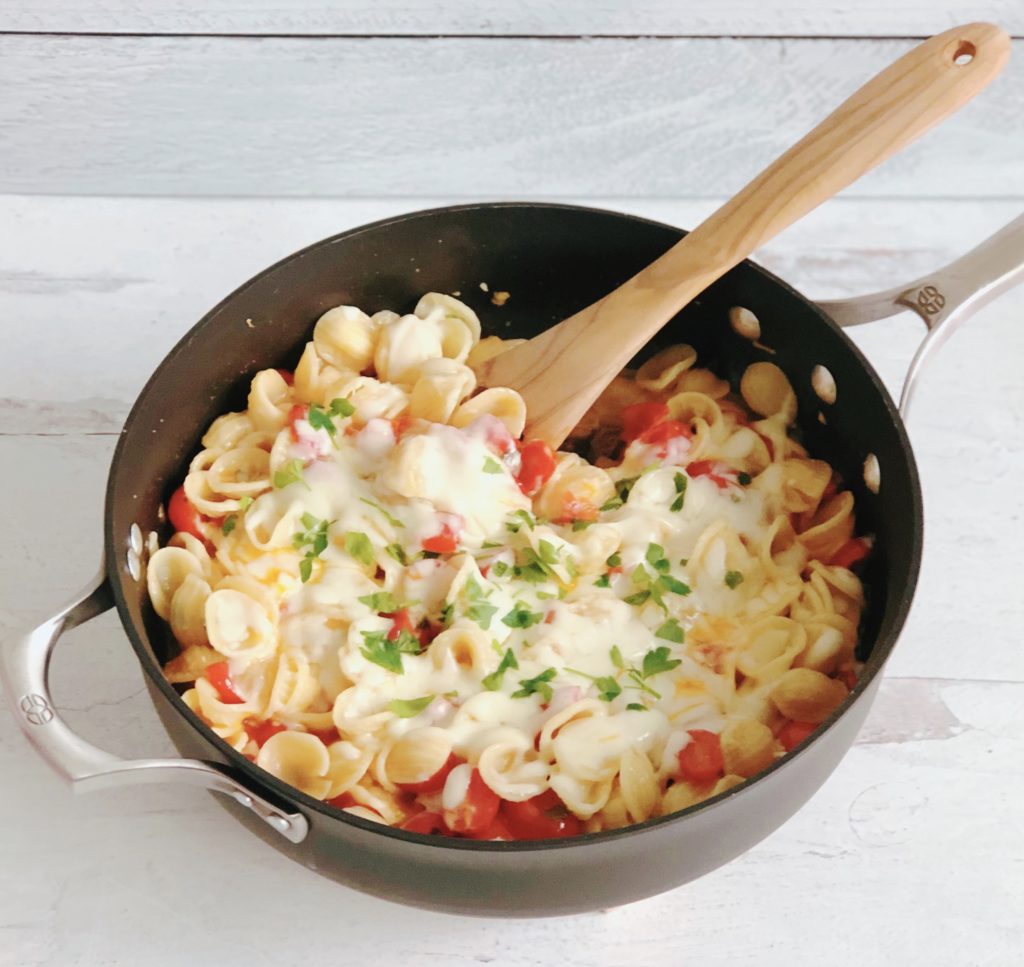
[329,397,355,418]
[511,668,557,702]
[483,457,502,474]
[359,497,404,528]
[466,601,500,630]
[272,458,307,490]
[388,695,434,718]
[670,472,688,512]
[654,618,685,644]
[501,604,544,629]
[359,629,421,674]
[725,570,745,589]
[344,531,375,567]
[482,648,520,691]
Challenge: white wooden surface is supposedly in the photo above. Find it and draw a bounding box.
[1,195,1022,967]
[1,35,1022,198]
[2,0,1023,37]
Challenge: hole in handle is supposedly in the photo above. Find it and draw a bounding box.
[953,41,976,66]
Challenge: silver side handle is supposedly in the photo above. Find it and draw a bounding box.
[0,566,308,844]
[817,213,1024,418]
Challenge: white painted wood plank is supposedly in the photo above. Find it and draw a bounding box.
[2,0,1022,38]
[0,194,1021,685]
[1,35,1022,198]
[2,668,1021,965]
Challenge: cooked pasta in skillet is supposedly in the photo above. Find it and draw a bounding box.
[149,293,868,839]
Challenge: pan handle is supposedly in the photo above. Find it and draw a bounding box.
[0,566,309,844]
[816,213,1024,417]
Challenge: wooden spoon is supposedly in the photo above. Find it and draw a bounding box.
[474,22,1011,447]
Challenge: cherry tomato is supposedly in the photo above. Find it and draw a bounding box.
[515,439,557,496]
[637,420,692,447]
[275,368,295,386]
[167,485,206,542]
[422,523,459,555]
[205,661,245,705]
[394,752,461,794]
[442,766,501,836]
[400,811,447,835]
[501,789,582,840]
[620,402,670,442]
[829,538,870,569]
[466,816,514,841]
[836,668,858,691]
[778,720,818,752]
[384,608,432,648]
[244,718,287,747]
[677,729,724,784]
[287,403,309,443]
[686,460,732,489]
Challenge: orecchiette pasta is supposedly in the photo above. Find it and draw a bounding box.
[155,293,866,842]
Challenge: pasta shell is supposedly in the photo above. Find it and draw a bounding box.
[256,731,331,799]
[770,668,848,723]
[740,362,797,423]
[313,305,378,372]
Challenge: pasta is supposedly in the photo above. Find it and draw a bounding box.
[153,293,869,841]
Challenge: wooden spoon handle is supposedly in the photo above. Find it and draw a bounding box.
[477,22,1011,447]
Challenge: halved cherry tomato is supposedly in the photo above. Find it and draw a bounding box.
[244,718,287,747]
[778,720,817,752]
[637,420,692,447]
[515,439,557,496]
[466,816,514,841]
[287,403,309,443]
[500,789,582,840]
[829,538,870,569]
[686,460,732,489]
[167,485,205,542]
[275,368,295,386]
[836,668,858,691]
[392,413,415,439]
[677,729,724,784]
[620,402,670,442]
[422,523,459,555]
[384,608,432,648]
[395,752,461,794]
[400,811,447,835]
[206,661,245,705]
[442,766,501,836]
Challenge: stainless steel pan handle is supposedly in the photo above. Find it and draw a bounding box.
[0,565,308,844]
[817,213,1024,418]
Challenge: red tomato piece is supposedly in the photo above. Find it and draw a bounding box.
[326,791,358,810]
[391,413,415,439]
[717,399,751,427]
[306,726,341,746]
[500,789,582,840]
[422,524,459,555]
[205,661,245,705]
[244,718,287,747]
[556,495,598,523]
[287,403,309,443]
[515,439,557,496]
[167,485,206,542]
[829,538,870,569]
[443,767,501,836]
[466,816,514,841]
[275,368,295,386]
[400,811,447,835]
[620,402,670,442]
[677,729,724,784]
[394,752,461,794]
[637,419,692,447]
[386,608,416,640]
[686,460,732,489]
[778,720,818,752]
[836,668,857,691]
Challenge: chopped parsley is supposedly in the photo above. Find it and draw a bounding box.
[359,629,421,674]
[606,553,622,568]
[329,397,355,418]
[623,590,651,606]
[501,603,544,629]
[505,509,536,534]
[725,570,745,589]
[564,668,622,703]
[221,515,238,536]
[357,590,402,613]
[272,458,308,490]
[466,601,500,630]
[659,575,691,596]
[482,456,503,474]
[626,703,647,712]
[359,497,403,528]
[387,695,434,718]
[641,645,682,677]
[293,513,331,583]
[439,601,455,628]
[670,472,688,512]
[571,519,594,531]
[610,645,625,670]
[655,618,685,643]
[645,543,671,573]
[307,403,339,439]
[482,648,519,691]
[384,542,408,565]
[344,531,375,567]
[490,560,510,578]
[511,668,557,702]
[593,574,611,588]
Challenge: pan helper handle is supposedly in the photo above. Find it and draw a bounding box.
[818,213,1024,418]
[0,565,309,844]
